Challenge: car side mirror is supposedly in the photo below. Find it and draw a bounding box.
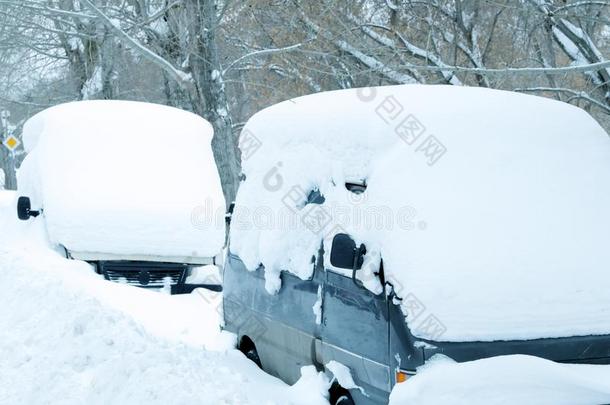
[17,196,41,220]
[330,233,366,271]
[225,201,235,225]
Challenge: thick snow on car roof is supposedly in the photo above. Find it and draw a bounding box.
[231,84,610,342]
[18,100,225,259]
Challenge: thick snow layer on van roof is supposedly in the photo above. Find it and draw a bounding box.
[18,101,225,259]
[231,85,610,342]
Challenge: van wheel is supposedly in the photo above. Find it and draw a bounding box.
[238,336,262,369]
[329,382,355,405]
[243,347,262,368]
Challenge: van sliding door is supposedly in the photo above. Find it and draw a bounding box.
[321,269,392,400]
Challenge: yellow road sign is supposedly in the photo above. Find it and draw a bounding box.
[3,135,20,151]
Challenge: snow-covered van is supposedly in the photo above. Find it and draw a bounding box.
[16,101,226,294]
[223,85,610,404]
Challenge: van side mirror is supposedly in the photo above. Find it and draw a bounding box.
[225,201,235,225]
[17,196,41,220]
[330,233,366,270]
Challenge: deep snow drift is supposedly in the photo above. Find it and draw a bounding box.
[390,355,610,405]
[3,187,610,403]
[231,85,610,342]
[0,192,330,405]
[18,101,225,261]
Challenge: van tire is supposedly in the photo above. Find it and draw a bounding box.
[333,395,354,405]
[329,382,355,405]
[244,348,262,368]
[238,336,262,369]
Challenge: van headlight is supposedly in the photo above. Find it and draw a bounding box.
[395,369,416,384]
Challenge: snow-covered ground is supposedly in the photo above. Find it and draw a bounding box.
[391,355,610,405]
[0,191,330,405]
[3,180,610,404]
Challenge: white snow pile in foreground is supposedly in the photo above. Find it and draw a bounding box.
[3,194,610,404]
[390,355,610,405]
[0,189,14,211]
[232,84,610,342]
[0,196,330,405]
[18,100,225,260]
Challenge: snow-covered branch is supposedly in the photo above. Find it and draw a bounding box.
[356,22,462,85]
[297,9,416,84]
[514,87,610,113]
[528,0,610,101]
[555,1,610,13]
[402,59,610,75]
[222,43,303,75]
[79,0,193,89]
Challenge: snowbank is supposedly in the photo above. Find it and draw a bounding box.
[0,190,16,238]
[0,189,14,211]
[0,209,330,405]
[231,84,610,341]
[389,355,610,405]
[18,101,225,261]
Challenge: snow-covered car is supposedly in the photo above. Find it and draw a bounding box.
[223,85,610,404]
[16,101,226,294]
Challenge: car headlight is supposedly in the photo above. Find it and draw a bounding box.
[395,369,416,384]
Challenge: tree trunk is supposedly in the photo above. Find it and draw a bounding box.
[187,0,240,205]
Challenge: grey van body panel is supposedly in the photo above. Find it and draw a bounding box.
[223,253,391,404]
[223,253,322,384]
[223,251,610,405]
[320,341,390,404]
[421,334,610,364]
[389,295,610,369]
[322,271,392,400]
[389,304,427,372]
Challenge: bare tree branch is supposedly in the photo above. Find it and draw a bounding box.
[402,60,610,75]
[79,0,193,89]
[515,87,610,113]
[222,43,303,75]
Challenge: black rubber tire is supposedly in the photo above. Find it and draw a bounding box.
[239,338,262,369]
[334,395,355,405]
[243,347,262,369]
[329,382,355,405]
